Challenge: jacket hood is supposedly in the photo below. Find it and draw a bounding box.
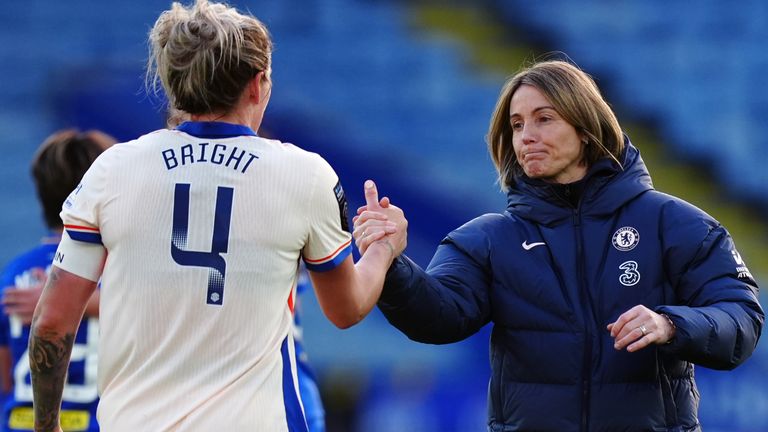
[506,137,653,226]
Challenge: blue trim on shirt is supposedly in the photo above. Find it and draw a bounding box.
[295,341,325,431]
[281,337,309,432]
[176,121,258,138]
[303,244,352,272]
[66,230,103,245]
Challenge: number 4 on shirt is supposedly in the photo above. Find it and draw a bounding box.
[171,183,234,305]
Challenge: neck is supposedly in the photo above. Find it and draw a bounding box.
[191,112,246,124]
[190,111,262,132]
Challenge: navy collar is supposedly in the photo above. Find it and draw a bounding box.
[176,121,258,139]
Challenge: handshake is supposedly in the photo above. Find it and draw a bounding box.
[352,180,407,260]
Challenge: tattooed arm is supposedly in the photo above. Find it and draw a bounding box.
[29,267,97,432]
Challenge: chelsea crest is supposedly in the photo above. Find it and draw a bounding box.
[612,226,639,251]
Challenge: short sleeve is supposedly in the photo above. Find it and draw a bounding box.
[60,151,110,237]
[53,152,109,280]
[301,156,352,272]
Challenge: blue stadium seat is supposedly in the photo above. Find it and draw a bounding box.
[493,0,768,210]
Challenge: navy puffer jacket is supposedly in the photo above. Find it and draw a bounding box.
[378,141,763,432]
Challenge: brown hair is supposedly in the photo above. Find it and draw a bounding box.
[31,130,115,229]
[487,60,624,191]
[147,0,273,115]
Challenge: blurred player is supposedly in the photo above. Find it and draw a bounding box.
[29,1,397,431]
[0,129,114,431]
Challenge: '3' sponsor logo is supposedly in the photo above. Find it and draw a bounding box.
[619,260,640,286]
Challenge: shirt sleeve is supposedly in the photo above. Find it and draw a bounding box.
[656,200,763,370]
[378,216,495,344]
[301,155,352,272]
[52,153,109,281]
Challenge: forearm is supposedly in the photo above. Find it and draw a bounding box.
[379,254,488,344]
[29,325,74,432]
[28,267,96,432]
[378,256,455,342]
[658,300,764,369]
[83,290,100,318]
[659,216,768,364]
[310,241,395,329]
[349,240,395,321]
[0,347,12,394]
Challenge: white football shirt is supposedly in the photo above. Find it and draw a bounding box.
[53,122,351,431]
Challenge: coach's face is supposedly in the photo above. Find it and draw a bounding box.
[510,85,587,184]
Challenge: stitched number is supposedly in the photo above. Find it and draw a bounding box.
[618,260,640,287]
[171,183,234,305]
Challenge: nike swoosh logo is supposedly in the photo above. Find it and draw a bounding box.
[522,240,546,250]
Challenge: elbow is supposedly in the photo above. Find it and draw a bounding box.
[30,303,71,339]
[326,305,368,329]
[329,312,365,329]
[319,297,373,329]
[333,320,356,330]
[30,306,52,333]
[30,311,59,339]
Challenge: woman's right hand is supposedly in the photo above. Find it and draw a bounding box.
[2,267,46,325]
[352,180,407,257]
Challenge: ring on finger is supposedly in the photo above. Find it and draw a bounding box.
[639,325,648,336]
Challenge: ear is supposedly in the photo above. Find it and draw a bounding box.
[248,71,267,104]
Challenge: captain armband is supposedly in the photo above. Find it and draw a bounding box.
[52,230,107,282]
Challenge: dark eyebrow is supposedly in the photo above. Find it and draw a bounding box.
[510,106,557,118]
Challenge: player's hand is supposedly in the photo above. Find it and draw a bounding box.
[352,180,407,257]
[2,268,46,325]
[607,305,676,352]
